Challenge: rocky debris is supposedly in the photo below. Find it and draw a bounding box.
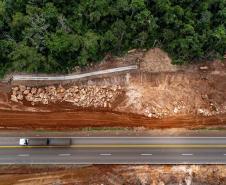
[10,85,123,109]
[19,85,26,92]
[127,48,137,53]
[10,95,18,102]
[199,66,209,70]
[197,108,212,116]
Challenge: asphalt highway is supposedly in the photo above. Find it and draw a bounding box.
[0,137,226,164]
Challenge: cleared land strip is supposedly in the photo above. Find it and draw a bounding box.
[12,65,138,81]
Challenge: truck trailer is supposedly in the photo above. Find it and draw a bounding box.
[19,138,71,146]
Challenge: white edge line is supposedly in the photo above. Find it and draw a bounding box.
[181,154,193,156]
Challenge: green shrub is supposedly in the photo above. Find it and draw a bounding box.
[0,0,225,77]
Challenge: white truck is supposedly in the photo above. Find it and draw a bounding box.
[19,138,71,146]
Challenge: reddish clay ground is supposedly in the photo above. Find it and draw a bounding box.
[1,110,226,130]
[1,48,226,130]
[0,164,225,185]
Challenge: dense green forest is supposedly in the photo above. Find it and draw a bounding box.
[0,0,225,77]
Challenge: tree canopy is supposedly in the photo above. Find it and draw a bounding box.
[0,0,225,77]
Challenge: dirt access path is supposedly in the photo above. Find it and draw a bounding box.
[1,110,226,130]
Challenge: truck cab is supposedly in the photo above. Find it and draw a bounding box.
[19,138,49,146]
[19,138,29,146]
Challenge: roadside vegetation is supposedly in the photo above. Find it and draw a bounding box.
[0,0,225,77]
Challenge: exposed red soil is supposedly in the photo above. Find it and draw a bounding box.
[0,110,226,130]
[1,48,226,130]
[0,165,226,185]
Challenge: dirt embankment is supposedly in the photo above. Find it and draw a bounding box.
[117,49,226,118]
[0,165,225,185]
[5,48,226,117]
[0,48,226,129]
[1,111,226,130]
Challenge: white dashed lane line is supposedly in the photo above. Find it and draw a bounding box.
[17,154,30,157]
[58,154,71,156]
[181,154,193,156]
[99,154,112,156]
[140,154,152,156]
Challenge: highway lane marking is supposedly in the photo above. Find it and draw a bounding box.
[58,154,71,156]
[140,154,152,156]
[17,154,30,157]
[1,144,226,148]
[100,154,112,156]
[181,154,193,156]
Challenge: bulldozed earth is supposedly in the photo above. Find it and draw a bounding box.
[0,164,226,185]
[0,48,226,130]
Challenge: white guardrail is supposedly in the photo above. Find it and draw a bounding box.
[12,65,138,81]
